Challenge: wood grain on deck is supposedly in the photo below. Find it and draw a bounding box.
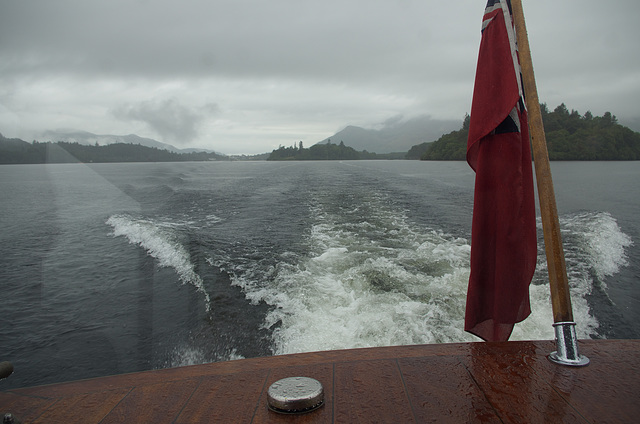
[1,340,638,423]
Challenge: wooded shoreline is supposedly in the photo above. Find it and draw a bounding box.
[2,104,639,163]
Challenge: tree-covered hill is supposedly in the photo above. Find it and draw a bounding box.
[267,140,404,160]
[406,141,432,159]
[268,140,358,160]
[0,136,229,164]
[419,114,470,161]
[420,104,640,161]
[542,105,639,160]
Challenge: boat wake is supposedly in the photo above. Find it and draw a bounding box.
[164,345,244,368]
[106,214,212,311]
[217,201,633,354]
[220,192,476,354]
[106,205,632,358]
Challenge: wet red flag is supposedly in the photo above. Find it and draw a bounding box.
[465,0,537,342]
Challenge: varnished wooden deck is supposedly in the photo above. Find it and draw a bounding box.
[1,339,638,423]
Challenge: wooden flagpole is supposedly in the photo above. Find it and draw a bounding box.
[510,0,589,365]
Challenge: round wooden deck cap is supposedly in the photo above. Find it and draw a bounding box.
[267,376,324,414]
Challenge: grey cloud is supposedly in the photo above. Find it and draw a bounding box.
[0,0,466,85]
[2,0,640,154]
[112,98,217,144]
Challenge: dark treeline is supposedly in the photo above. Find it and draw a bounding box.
[0,137,229,164]
[267,139,404,161]
[4,104,639,164]
[419,104,640,161]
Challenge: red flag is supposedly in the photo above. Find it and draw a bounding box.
[465,0,537,342]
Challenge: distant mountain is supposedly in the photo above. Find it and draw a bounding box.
[317,115,461,154]
[41,130,218,154]
[0,133,230,164]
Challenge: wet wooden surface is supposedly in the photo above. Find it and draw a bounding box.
[1,340,638,423]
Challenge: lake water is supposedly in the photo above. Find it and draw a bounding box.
[1,160,637,389]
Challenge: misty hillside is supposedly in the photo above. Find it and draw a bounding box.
[41,130,217,154]
[317,115,460,153]
[0,133,229,164]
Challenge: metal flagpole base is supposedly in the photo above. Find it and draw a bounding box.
[548,321,590,366]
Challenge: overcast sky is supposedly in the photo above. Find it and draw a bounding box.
[1,0,639,155]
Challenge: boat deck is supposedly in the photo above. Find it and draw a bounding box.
[1,339,638,423]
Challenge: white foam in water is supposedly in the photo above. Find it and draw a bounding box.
[524,211,633,340]
[229,196,480,355]
[206,214,223,224]
[562,212,633,285]
[106,214,211,310]
[165,345,244,368]
[226,193,633,354]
